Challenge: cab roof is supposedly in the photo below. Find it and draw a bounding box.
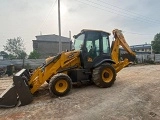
[81,29,111,35]
[73,29,111,38]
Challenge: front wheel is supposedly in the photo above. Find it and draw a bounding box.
[49,73,72,97]
[92,64,116,88]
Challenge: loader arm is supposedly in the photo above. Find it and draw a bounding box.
[0,50,81,107]
[111,29,136,73]
[29,51,81,94]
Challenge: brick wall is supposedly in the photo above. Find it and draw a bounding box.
[33,41,71,58]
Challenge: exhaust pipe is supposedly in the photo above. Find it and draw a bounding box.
[0,69,33,108]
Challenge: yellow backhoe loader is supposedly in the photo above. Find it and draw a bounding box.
[0,29,135,107]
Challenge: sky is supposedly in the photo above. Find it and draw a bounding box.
[0,0,160,54]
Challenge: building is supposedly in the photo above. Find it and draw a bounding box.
[33,34,71,58]
[119,44,152,63]
[130,44,152,54]
[120,44,152,54]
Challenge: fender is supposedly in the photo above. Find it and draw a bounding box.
[93,59,115,68]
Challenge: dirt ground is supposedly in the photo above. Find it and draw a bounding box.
[0,65,160,120]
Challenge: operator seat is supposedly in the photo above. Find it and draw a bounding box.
[88,46,97,59]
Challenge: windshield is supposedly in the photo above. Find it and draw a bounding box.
[74,33,85,50]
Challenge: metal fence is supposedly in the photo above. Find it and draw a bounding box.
[1,54,160,70]
[136,54,160,63]
[0,59,45,69]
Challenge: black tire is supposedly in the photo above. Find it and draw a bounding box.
[49,73,72,97]
[92,64,116,88]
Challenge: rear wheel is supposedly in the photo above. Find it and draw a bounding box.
[92,64,116,88]
[49,73,72,97]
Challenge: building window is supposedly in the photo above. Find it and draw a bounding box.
[148,48,151,52]
[33,42,38,49]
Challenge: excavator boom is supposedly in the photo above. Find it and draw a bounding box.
[111,29,136,73]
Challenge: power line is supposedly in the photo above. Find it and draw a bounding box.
[76,0,136,21]
[38,0,57,31]
[122,31,155,36]
[76,0,160,25]
[75,0,157,36]
[97,0,160,24]
[87,0,160,24]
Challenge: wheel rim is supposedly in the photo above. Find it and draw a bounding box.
[55,79,68,93]
[102,68,113,83]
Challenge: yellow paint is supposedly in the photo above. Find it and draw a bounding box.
[55,79,68,93]
[111,29,136,73]
[29,50,81,94]
[28,29,136,94]
[102,68,113,83]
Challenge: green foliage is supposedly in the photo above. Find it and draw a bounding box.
[17,50,27,59]
[28,50,40,59]
[0,51,8,59]
[8,54,16,59]
[3,37,27,59]
[152,33,160,53]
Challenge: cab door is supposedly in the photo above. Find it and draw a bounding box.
[82,31,111,69]
[81,31,101,69]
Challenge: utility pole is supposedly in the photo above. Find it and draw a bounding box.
[69,31,72,50]
[58,0,62,53]
[69,31,71,39]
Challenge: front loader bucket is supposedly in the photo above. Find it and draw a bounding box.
[0,69,33,108]
[0,85,18,108]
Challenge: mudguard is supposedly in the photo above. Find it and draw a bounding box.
[93,59,115,68]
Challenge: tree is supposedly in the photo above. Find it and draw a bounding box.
[3,37,27,59]
[0,51,8,59]
[151,33,160,53]
[18,50,27,59]
[8,54,16,59]
[28,50,40,59]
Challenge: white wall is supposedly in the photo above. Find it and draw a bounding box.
[0,56,3,60]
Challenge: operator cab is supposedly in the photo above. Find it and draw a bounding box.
[74,29,111,69]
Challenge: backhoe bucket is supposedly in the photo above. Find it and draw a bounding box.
[0,69,33,108]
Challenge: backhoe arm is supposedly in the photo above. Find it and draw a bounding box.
[0,51,81,107]
[111,29,136,73]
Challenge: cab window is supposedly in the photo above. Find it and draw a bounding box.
[102,34,110,54]
[74,34,85,50]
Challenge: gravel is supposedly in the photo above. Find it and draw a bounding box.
[0,65,160,120]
